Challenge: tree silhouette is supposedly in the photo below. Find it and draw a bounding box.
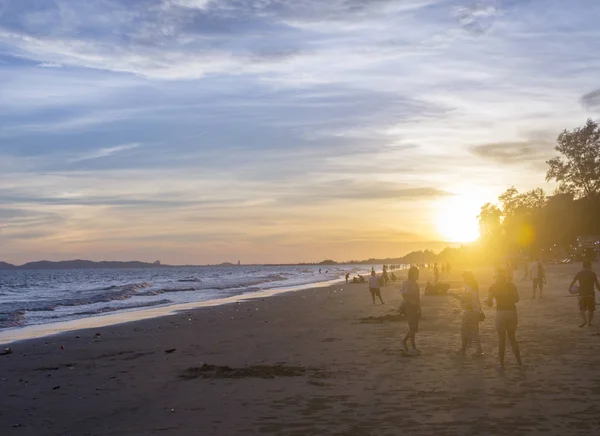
[546,119,600,198]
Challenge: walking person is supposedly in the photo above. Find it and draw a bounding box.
[529,258,546,299]
[401,266,421,355]
[454,271,484,356]
[345,273,350,284]
[433,263,440,284]
[369,271,384,305]
[487,268,522,371]
[568,261,600,327]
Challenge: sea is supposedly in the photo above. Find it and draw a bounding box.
[0,265,366,332]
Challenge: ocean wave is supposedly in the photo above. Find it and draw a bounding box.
[0,310,26,329]
[46,299,173,319]
[0,282,154,315]
[177,277,202,283]
[59,282,153,307]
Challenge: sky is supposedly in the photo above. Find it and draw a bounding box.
[1,0,600,265]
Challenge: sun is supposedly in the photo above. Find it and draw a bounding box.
[435,194,481,243]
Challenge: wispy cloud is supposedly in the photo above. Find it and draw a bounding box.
[71,143,141,162]
[470,140,555,165]
[37,62,62,68]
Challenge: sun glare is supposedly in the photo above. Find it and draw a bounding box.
[435,194,482,243]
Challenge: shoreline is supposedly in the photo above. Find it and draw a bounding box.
[0,274,353,345]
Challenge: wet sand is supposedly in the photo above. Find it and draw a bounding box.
[2,264,600,435]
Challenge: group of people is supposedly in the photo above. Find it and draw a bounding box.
[453,268,522,370]
[397,265,522,366]
[346,268,397,288]
[363,259,600,370]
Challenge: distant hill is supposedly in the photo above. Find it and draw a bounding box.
[0,261,17,270]
[0,260,168,270]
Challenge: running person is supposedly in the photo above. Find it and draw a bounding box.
[487,268,522,370]
[568,261,600,327]
[369,271,384,305]
[401,266,421,355]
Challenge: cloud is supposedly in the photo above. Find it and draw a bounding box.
[37,62,62,68]
[453,1,501,35]
[71,143,141,162]
[306,184,453,203]
[0,0,445,80]
[164,0,213,9]
[470,140,554,164]
[581,88,600,109]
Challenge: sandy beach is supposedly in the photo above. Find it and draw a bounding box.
[2,264,600,435]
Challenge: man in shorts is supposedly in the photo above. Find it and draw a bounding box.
[529,258,546,299]
[568,261,600,327]
[369,271,384,305]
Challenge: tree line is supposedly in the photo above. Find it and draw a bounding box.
[477,119,600,263]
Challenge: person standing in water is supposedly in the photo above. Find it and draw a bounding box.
[401,266,421,355]
[568,261,600,327]
[455,272,484,356]
[487,268,522,371]
[369,271,384,305]
[529,258,546,299]
[345,273,350,283]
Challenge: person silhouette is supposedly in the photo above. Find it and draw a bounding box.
[529,258,546,299]
[369,271,384,305]
[401,266,421,355]
[487,268,522,370]
[568,261,600,327]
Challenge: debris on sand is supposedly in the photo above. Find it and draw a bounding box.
[179,363,321,380]
[0,348,12,356]
[165,348,176,354]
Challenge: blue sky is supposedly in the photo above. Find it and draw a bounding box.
[1,0,599,264]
